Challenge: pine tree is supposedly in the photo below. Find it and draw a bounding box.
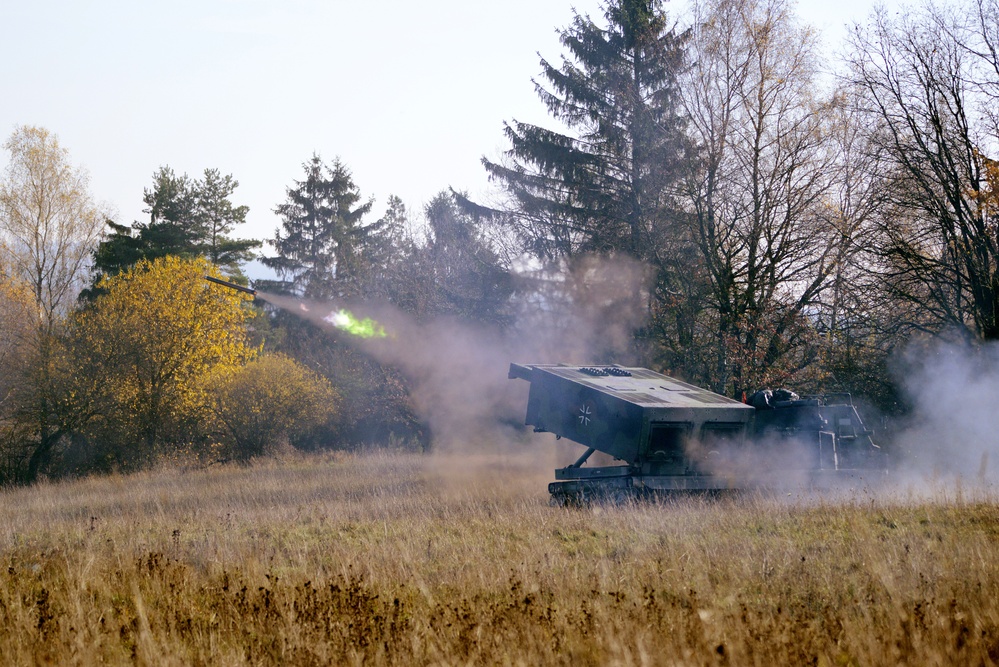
[142,166,198,249]
[194,168,259,271]
[361,194,415,300]
[85,167,259,298]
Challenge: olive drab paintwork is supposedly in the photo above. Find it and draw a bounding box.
[520,369,644,463]
[511,363,753,464]
[510,363,886,502]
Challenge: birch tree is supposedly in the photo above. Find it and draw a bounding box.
[675,0,838,396]
[0,126,106,481]
[0,126,105,326]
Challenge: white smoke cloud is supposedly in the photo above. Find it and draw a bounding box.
[257,254,652,455]
[892,339,999,488]
[260,265,999,499]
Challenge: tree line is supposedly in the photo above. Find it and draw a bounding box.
[0,127,507,482]
[470,0,999,407]
[2,0,998,483]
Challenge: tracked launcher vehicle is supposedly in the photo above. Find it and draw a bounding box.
[509,363,885,503]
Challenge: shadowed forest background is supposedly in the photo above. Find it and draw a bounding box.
[3,0,999,485]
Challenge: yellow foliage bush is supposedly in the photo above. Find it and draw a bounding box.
[209,353,339,461]
[70,256,256,465]
[0,275,36,479]
[0,274,34,399]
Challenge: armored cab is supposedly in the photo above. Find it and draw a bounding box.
[510,363,885,503]
[750,391,885,475]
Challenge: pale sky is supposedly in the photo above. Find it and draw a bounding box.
[1,0,896,257]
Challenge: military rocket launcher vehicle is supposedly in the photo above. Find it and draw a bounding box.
[509,363,885,503]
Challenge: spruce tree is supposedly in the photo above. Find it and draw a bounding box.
[263,155,374,299]
[420,191,512,325]
[478,0,688,262]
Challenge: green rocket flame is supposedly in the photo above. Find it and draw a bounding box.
[324,309,387,338]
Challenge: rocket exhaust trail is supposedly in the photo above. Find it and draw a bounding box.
[204,275,257,295]
[240,290,389,339]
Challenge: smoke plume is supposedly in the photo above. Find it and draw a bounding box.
[891,339,999,488]
[256,254,651,454]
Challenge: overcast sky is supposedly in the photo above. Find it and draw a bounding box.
[1,0,897,252]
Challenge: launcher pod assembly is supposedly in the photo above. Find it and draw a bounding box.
[509,363,885,504]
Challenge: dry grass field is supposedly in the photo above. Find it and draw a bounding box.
[1,450,999,666]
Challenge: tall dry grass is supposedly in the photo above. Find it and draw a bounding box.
[1,450,999,665]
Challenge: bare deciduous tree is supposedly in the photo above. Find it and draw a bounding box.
[847,5,999,341]
[673,0,840,396]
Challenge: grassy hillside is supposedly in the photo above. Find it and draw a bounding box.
[1,451,998,665]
